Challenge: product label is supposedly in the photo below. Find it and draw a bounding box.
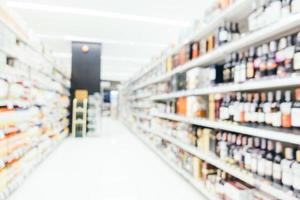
[240,64,246,82]
[220,107,229,120]
[245,152,252,170]
[219,31,228,42]
[272,112,282,127]
[220,142,228,160]
[209,68,216,81]
[251,157,258,173]
[282,170,293,186]
[234,66,240,83]
[265,160,273,176]
[282,114,292,128]
[244,103,251,122]
[292,108,300,127]
[233,102,241,122]
[229,104,235,117]
[273,163,282,180]
[234,150,241,162]
[247,63,254,78]
[265,112,273,125]
[294,53,300,70]
[258,158,265,176]
[258,112,265,123]
[293,162,300,190]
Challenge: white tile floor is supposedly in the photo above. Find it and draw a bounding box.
[9,118,205,200]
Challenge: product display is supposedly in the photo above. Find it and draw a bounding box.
[0,6,70,200]
[120,1,300,199]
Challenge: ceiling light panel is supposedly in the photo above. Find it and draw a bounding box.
[7,1,189,27]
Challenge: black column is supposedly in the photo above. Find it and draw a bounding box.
[71,41,101,96]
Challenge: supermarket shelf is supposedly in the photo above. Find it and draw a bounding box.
[145,129,297,200]
[129,93,152,100]
[128,58,162,86]
[129,0,252,86]
[151,112,300,145]
[169,0,252,56]
[0,99,32,108]
[133,112,152,120]
[131,128,219,200]
[132,13,300,91]
[151,75,300,100]
[0,135,67,200]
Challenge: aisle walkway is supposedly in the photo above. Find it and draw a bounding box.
[9,118,204,200]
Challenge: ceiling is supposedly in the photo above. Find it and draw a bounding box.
[5,0,213,81]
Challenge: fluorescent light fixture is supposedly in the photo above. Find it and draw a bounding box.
[52,52,149,63]
[7,1,189,27]
[37,34,167,48]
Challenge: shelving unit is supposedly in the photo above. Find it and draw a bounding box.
[0,4,70,199]
[130,12,300,92]
[72,99,88,138]
[151,111,300,145]
[119,1,300,199]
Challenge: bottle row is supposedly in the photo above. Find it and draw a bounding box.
[221,32,300,84]
[154,88,300,129]
[151,118,300,197]
[153,31,300,97]
[130,0,300,87]
[165,6,300,74]
[153,134,276,200]
[249,0,300,32]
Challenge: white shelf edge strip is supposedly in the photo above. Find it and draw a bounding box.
[137,125,298,200]
[151,112,300,145]
[132,13,300,91]
[150,75,300,100]
[130,127,218,200]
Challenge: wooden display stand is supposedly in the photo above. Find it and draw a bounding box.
[72,90,88,137]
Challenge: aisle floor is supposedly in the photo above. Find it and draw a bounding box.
[9,118,205,200]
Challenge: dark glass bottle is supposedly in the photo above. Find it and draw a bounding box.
[254,46,262,79]
[258,92,267,124]
[281,90,292,128]
[247,47,256,80]
[223,56,232,83]
[245,137,254,172]
[230,53,238,83]
[292,88,300,128]
[265,140,275,180]
[218,22,228,46]
[267,40,278,76]
[281,147,295,190]
[251,93,260,123]
[292,150,300,197]
[239,136,248,169]
[251,137,261,174]
[220,94,230,120]
[257,138,267,177]
[272,142,284,185]
[228,134,237,165]
[259,44,269,77]
[271,90,282,128]
[293,33,300,72]
[233,134,242,166]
